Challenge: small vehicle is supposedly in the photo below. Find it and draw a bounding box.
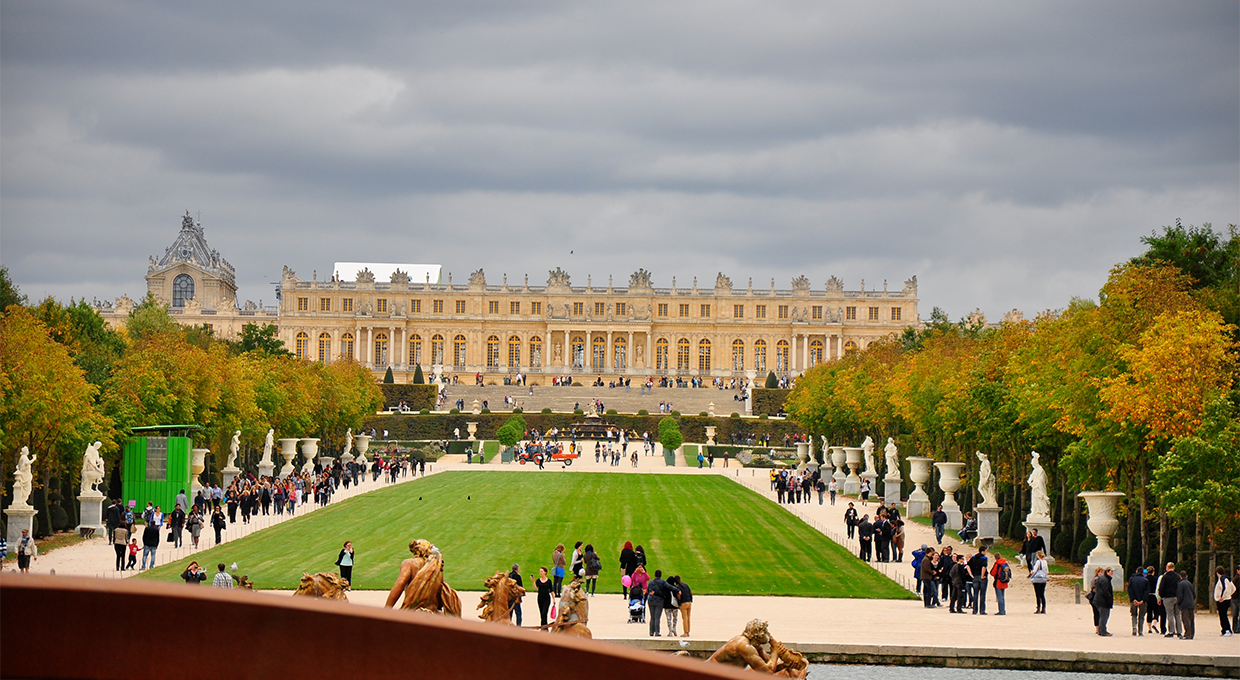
[517,444,577,466]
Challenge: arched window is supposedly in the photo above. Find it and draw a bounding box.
[341,332,355,360]
[431,334,445,365]
[676,338,690,371]
[776,340,789,372]
[374,332,389,366]
[453,335,467,367]
[732,339,745,371]
[318,332,332,363]
[295,332,309,359]
[571,336,585,370]
[592,336,606,372]
[487,335,500,368]
[613,336,627,370]
[409,334,422,366]
[529,336,542,367]
[754,340,767,372]
[508,336,521,368]
[844,339,858,354]
[172,274,195,308]
[655,338,669,371]
[698,339,711,372]
[809,339,824,367]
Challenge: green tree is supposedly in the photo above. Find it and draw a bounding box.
[1131,220,1237,291]
[0,267,27,312]
[658,416,683,452]
[125,294,179,341]
[30,297,126,388]
[237,323,289,356]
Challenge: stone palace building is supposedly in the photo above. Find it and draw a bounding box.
[100,212,921,382]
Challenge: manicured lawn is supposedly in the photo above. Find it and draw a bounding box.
[139,471,914,599]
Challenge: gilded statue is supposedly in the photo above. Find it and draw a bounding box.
[294,572,349,600]
[549,574,591,638]
[477,571,526,623]
[384,539,462,616]
[707,619,806,678]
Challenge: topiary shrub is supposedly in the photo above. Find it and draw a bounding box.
[658,416,683,452]
[765,371,778,388]
[637,409,648,416]
[699,411,708,417]
[513,408,523,414]
[574,409,584,415]
[606,409,618,415]
[759,414,769,420]
[1052,529,1074,558]
[383,367,395,383]
[480,408,491,414]
[730,412,740,418]
[450,408,460,415]
[670,411,680,418]
[49,504,70,531]
[541,408,553,414]
[412,364,425,384]
[419,408,430,415]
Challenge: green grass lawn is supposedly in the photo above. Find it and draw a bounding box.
[139,471,913,599]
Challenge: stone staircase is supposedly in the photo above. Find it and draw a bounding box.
[431,383,748,416]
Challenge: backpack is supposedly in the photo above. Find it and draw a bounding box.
[587,553,602,572]
[997,562,1012,584]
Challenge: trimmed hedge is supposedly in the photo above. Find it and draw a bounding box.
[379,384,439,411]
[752,388,791,416]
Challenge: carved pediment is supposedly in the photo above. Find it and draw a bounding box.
[355,267,375,283]
[715,272,732,290]
[390,269,411,284]
[825,276,844,293]
[902,275,918,295]
[468,269,486,287]
[548,268,571,287]
[791,275,811,292]
[629,268,652,289]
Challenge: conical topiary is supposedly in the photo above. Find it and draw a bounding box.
[412,364,425,384]
[383,366,395,383]
[764,371,778,389]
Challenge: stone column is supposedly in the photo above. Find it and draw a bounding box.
[905,457,934,517]
[277,438,299,478]
[190,448,208,498]
[77,492,106,533]
[222,464,241,489]
[389,325,395,368]
[843,447,863,495]
[802,334,808,371]
[975,502,1002,548]
[5,506,37,547]
[1080,491,1126,589]
[933,462,966,529]
[606,330,613,373]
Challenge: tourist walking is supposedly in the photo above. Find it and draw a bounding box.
[664,576,682,636]
[212,562,234,588]
[931,506,948,545]
[949,554,968,613]
[170,504,186,548]
[1157,562,1183,638]
[918,548,938,607]
[536,567,554,627]
[1128,568,1150,635]
[968,545,989,615]
[508,564,524,626]
[186,508,203,549]
[675,576,693,637]
[336,541,355,587]
[15,529,36,573]
[989,552,1009,615]
[140,520,160,570]
[1092,567,1115,636]
[551,544,567,596]
[828,478,837,505]
[1213,566,1235,636]
[619,541,638,598]
[844,503,858,540]
[211,507,227,545]
[856,515,873,562]
[646,569,670,637]
[583,544,602,596]
[1176,571,1196,639]
[1028,550,1048,613]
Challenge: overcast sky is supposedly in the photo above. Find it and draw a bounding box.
[3,1,1237,321]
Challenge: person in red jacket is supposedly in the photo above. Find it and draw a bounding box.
[990,552,1011,615]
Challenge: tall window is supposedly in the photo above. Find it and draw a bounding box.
[374,332,389,366]
[508,336,521,367]
[295,332,309,359]
[754,340,767,371]
[812,305,822,320]
[846,306,857,320]
[320,298,331,312]
[778,305,789,319]
[455,300,466,314]
[172,275,193,308]
[510,301,520,314]
[530,301,542,315]
[571,336,585,369]
[891,307,902,321]
[732,339,745,371]
[676,338,691,371]
[698,339,711,372]
[410,299,421,313]
[756,304,767,319]
[616,302,626,316]
[433,300,444,314]
[342,298,354,312]
[655,338,669,370]
[594,302,606,316]
[409,334,422,366]
[592,336,606,371]
[658,303,669,317]
[376,298,388,313]
[453,335,467,367]
[529,336,543,367]
[431,334,445,365]
[679,304,690,318]
[700,304,711,318]
[810,339,824,366]
[488,301,500,314]
[868,306,879,320]
[573,302,584,316]
[776,340,789,371]
[613,336,627,370]
[318,332,332,362]
[844,339,858,353]
[486,335,500,367]
[733,304,744,319]
[297,297,309,312]
[341,332,355,360]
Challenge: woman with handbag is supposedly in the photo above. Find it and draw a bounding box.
[1029,550,1049,614]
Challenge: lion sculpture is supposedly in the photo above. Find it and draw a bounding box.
[293,572,348,601]
[477,571,526,623]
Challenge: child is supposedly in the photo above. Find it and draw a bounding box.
[127,538,139,570]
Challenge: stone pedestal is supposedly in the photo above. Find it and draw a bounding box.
[830,447,847,490]
[975,504,1001,547]
[76,494,105,532]
[318,456,335,468]
[1080,491,1125,589]
[906,457,934,517]
[190,448,209,498]
[340,449,355,466]
[471,399,481,415]
[883,478,902,507]
[222,466,241,489]
[277,438,300,478]
[1022,517,1056,564]
[355,435,371,467]
[300,438,320,474]
[708,402,715,417]
[467,422,478,441]
[934,461,966,530]
[843,447,862,495]
[5,506,37,547]
[860,471,878,500]
[795,442,810,471]
[705,426,716,445]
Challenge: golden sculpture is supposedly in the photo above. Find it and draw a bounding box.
[707,619,806,678]
[293,572,349,600]
[477,571,526,623]
[230,574,256,590]
[548,574,591,638]
[384,539,462,616]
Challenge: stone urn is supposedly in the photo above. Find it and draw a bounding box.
[843,447,863,495]
[355,434,371,466]
[467,422,478,441]
[277,438,299,477]
[1080,491,1126,588]
[830,447,847,488]
[934,461,966,529]
[905,457,934,517]
[190,448,209,496]
[795,442,810,470]
[300,438,320,473]
[705,425,716,445]
[472,399,481,415]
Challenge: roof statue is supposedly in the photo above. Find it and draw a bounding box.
[355,267,375,283]
[548,267,571,287]
[825,275,844,293]
[468,269,486,288]
[390,269,411,284]
[629,268,652,289]
[902,275,918,295]
[715,272,733,290]
[791,275,811,292]
[1003,309,1025,324]
[282,265,298,281]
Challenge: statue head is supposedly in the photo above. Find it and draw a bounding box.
[743,619,770,644]
[976,451,987,462]
[408,539,437,558]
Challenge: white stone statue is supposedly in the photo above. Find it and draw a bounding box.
[884,437,900,479]
[227,430,241,468]
[1028,450,1050,519]
[80,441,105,496]
[12,447,36,509]
[977,451,996,506]
[261,428,275,466]
[343,428,354,457]
[861,436,876,475]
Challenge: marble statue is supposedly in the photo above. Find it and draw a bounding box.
[884,438,900,478]
[820,435,829,454]
[707,619,806,678]
[261,429,274,466]
[227,430,241,468]
[977,452,996,506]
[12,447,36,509]
[477,571,526,623]
[1028,450,1050,518]
[384,539,462,616]
[343,428,354,457]
[80,441,105,496]
[861,436,876,475]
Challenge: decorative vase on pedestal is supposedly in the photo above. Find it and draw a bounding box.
[355,435,371,466]
[190,448,209,498]
[795,442,810,471]
[905,457,934,517]
[933,461,966,529]
[467,422,478,441]
[1080,491,1126,589]
[277,438,299,478]
[705,426,716,445]
[300,438,320,474]
[843,447,863,495]
[830,447,847,490]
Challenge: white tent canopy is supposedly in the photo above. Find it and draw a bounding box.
[333,262,441,284]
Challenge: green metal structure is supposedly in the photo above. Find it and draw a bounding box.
[121,425,199,514]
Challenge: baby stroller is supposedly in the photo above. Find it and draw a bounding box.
[627,583,646,623]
